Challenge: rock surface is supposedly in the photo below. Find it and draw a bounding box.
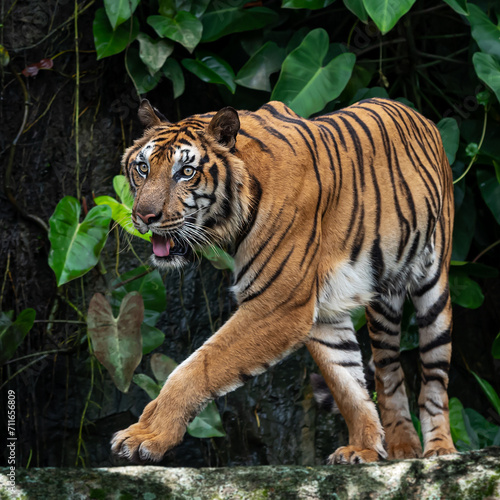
[1,448,500,499]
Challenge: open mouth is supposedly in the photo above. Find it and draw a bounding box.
[151,233,191,259]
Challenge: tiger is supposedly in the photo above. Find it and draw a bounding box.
[111,97,456,464]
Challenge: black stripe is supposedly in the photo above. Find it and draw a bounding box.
[238,129,274,157]
[366,310,400,336]
[412,269,442,297]
[233,175,262,254]
[386,377,404,397]
[371,339,399,352]
[422,360,450,371]
[374,356,400,368]
[310,337,360,351]
[240,246,294,303]
[369,301,402,325]
[420,328,451,354]
[416,288,449,328]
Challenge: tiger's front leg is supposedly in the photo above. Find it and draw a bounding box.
[111,303,313,463]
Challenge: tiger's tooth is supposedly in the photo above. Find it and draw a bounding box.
[170,238,175,248]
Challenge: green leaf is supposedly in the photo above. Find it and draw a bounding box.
[114,175,135,209]
[201,4,278,43]
[111,266,166,327]
[162,58,185,99]
[104,0,140,29]
[410,413,423,447]
[0,309,36,364]
[126,46,162,94]
[182,55,236,93]
[235,42,285,92]
[133,373,162,399]
[472,371,500,416]
[363,0,416,34]
[94,196,150,241]
[282,0,335,9]
[88,292,144,393]
[137,33,174,76]
[350,307,366,331]
[477,169,500,225]
[343,0,368,22]
[494,160,500,185]
[199,246,235,271]
[93,8,139,60]
[141,323,165,355]
[442,0,468,16]
[463,407,500,448]
[449,397,471,447]
[148,11,203,53]
[449,270,484,309]
[450,260,498,279]
[187,401,226,438]
[0,44,10,67]
[493,332,500,360]
[48,196,111,286]
[271,29,356,118]
[437,118,460,165]
[350,86,389,104]
[451,185,475,261]
[151,353,178,384]
[473,52,500,107]
[469,5,500,59]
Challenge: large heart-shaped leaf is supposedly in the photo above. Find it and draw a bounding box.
[235,42,285,92]
[141,323,165,355]
[126,46,162,94]
[449,398,471,448]
[148,11,203,53]
[449,270,484,309]
[111,266,166,326]
[343,0,368,22]
[271,29,355,118]
[201,4,278,43]
[442,0,468,16]
[471,371,500,416]
[48,196,111,286]
[162,58,185,98]
[363,0,416,34]
[182,55,236,93]
[464,408,500,448]
[137,33,174,76]
[150,353,178,384]
[93,8,139,60]
[282,0,335,9]
[198,246,235,271]
[95,175,151,241]
[469,5,500,59]
[0,309,36,364]
[477,169,500,225]
[104,0,140,29]
[88,292,144,393]
[133,373,162,399]
[473,52,500,104]
[187,402,226,438]
[437,118,460,165]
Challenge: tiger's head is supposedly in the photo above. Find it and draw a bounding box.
[123,100,252,269]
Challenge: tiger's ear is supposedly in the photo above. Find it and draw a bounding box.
[138,99,170,128]
[207,107,240,149]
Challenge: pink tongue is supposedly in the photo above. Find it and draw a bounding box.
[152,234,171,257]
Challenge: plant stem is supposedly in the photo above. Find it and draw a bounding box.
[472,239,500,263]
[454,106,488,184]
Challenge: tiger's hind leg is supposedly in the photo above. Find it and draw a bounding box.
[307,316,387,464]
[367,292,423,459]
[411,259,456,458]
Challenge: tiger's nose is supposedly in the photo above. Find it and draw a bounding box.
[137,211,162,224]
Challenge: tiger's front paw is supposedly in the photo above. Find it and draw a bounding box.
[328,445,384,465]
[110,401,186,463]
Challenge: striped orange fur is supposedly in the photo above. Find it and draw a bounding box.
[111,98,456,464]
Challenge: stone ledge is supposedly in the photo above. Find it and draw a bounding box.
[1,447,499,500]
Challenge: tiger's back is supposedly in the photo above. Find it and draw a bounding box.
[112,98,455,464]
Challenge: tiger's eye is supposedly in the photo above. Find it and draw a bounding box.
[137,162,149,174]
[183,166,194,177]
